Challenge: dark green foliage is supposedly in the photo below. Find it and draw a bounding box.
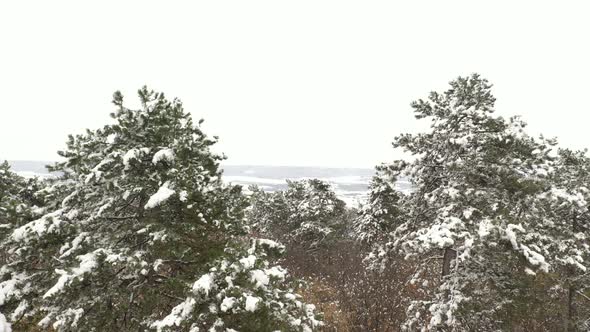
[0,87,319,332]
[357,74,590,331]
[248,179,348,249]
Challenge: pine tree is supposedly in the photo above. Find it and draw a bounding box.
[354,162,406,243]
[534,149,590,330]
[0,87,320,331]
[151,239,321,331]
[0,162,49,332]
[0,161,27,332]
[248,179,348,249]
[0,161,37,233]
[359,74,589,330]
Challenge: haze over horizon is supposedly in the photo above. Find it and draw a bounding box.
[2,1,590,167]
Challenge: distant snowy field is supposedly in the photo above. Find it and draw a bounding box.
[8,161,412,206]
[222,165,376,206]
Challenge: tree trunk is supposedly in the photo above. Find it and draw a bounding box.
[564,285,575,332]
[564,214,578,331]
[442,247,456,277]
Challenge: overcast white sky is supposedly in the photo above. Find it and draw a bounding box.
[1,1,589,167]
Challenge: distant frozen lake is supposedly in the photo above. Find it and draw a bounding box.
[8,161,413,206]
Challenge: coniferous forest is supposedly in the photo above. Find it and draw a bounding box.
[1,75,589,331]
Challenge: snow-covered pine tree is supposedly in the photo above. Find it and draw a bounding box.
[359,74,589,330]
[533,148,590,330]
[248,179,348,249]
[0,161,46,241]
[354,162,406,244]
[247,185,290,237]
[0,87,320,331]
[0,161,23,237]
[0,161,31,332]
[151,238,321,331]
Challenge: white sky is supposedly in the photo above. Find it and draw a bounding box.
[1,1,589,168]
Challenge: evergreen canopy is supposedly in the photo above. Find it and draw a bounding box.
[0,87,320,332]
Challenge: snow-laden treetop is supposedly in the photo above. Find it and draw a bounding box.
[0,87,320,331]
